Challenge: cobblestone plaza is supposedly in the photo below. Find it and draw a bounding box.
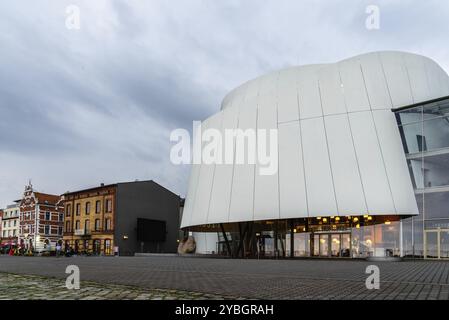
[1,256,449,300]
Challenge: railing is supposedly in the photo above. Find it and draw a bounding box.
[74,229,91,236]
[91,229,114,235]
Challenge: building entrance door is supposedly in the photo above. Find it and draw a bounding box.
[425,228,449,259]
[312,232,351,257]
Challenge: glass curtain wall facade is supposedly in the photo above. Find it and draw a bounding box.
[197,215,402,259]
[396,96,449,259]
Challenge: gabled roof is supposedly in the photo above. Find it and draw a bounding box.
[34,192,61,205]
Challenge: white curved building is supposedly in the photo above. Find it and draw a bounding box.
[182,51,449,259]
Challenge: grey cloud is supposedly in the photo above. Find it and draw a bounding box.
[1,0,449,206]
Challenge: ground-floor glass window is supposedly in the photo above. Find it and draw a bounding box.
[104,239,111,255]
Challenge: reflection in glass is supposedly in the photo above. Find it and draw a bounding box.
[423,153,449,188]
[423,116,449,152]
[407,158,423,189]
[424,192,449,220]
[294,233,310,257]
[362,225,374,257]
[341,234,351,257]
[313,235,319,256]
[351,228,361,258]
[425,219,449,230]
[319,234,328,257]
[375,222,400,257]
[440,231,449,259]
[424,100,449,120]
[396,106,422,126]
[285,232,310,257]
[425,231,438,258]
[264,236,274,257]
[399,121,423,154]
[402,219,413,257]
[331,234,340,257]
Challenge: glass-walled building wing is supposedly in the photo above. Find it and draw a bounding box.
[395,96,449,259]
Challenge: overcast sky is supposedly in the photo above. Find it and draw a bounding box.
[0,0,448,206]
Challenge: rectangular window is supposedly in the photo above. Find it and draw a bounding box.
[45,212,51,221]
[85,202,91,215]
[95,219,101,231]
[76,203,81,216]
[45,225,50,235]
[105,199,112,213]
[58,226,63,235]
[59,213,64,222]
[105,239,111,255]
[96,200,101,214]
[105,218,112,231]
[66,221,71,233]
[66,204,72,217]
[75,220,80,230]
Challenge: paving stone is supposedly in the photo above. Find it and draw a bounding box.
[0,255,449,299]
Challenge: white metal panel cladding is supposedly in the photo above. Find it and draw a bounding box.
[181,51,449,229]
[324,114,367,215]
[425,57,448,99]
[228,100,257,223]
[278,122,308,219]
[379,52,414,107]
[301,117,338,216]
[318,64,347,116]
[358,53,392,110]
[182,163,200,227]
[277,68,299,123]
[338,58,371,113]
[372,110,419,215]
[207,105,240,224]
[254,94,279,221]
[189,113,222,227]
[297,66,323,119]
[404,53,430,103]
[348,111,395,215]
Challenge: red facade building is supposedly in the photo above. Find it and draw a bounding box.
[18,183,64,253]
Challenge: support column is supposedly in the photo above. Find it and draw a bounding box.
[290,220,294,258]
[400,219,404,257]
[274,222,278,259]
[220,224,232,257]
